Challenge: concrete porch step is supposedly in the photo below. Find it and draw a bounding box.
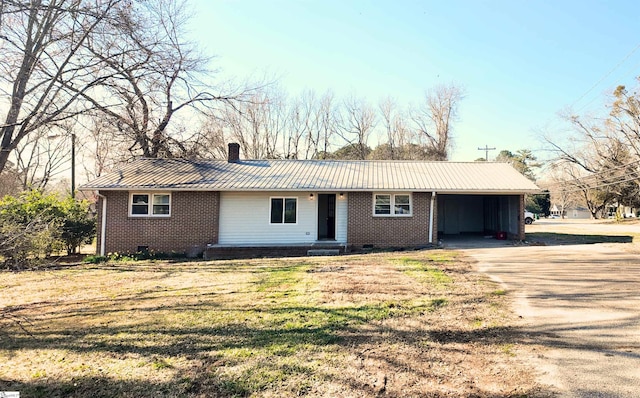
[307,249,341,256]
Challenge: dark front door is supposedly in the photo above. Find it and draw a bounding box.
[318,194,336,240]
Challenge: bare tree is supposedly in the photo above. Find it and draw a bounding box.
[310,90,339,159]
[0,160,23,197]
[549,80,640,175]
[74,0,249,160]
[283,89,341,160]
[13,124,70,191]
[411,83,465,160]
[338,96,376,160]
[379,97,399,160]
[194,117,229,160]
[286,90,315,159]
[223,87,287,159]
[544,163,583,218]
[375,97,419,160]
[79,117,131,180]
[0,0,124,175]
[610,82,640,158]
[545,108,640,218]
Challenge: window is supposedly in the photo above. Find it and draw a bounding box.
[152,194,170,215]
[374,194,391,215]
[131,194,150,215]
[270,197,297,224]
[394,194,411,214]
[130,193,171,216]
[374,194,412,216]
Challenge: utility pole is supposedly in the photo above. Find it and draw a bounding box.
[478,145,496,161]
[71,132,76,199]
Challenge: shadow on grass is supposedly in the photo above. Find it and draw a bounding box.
[0,255,556,398]
[0,366,551,398]
[526,232,634,246]
[0,301,556,397]
[0,373,246,398]
[0,323,556,398]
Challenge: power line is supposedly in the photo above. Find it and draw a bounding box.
[548,171,640,191]
[552,175,640,194]
[571,42,640,110]
[543,159,640,192]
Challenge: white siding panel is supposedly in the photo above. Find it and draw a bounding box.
[219,192,316,245]
[336,194,348,243]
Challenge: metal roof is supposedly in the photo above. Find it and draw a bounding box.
[80,158,541,193]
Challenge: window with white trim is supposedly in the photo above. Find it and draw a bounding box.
[270,197,297,224]
[130,193,171,216]
[374,194,412,216]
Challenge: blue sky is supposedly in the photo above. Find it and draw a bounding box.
[189,1,640,161]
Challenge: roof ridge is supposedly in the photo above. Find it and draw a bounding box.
[133,158,509,164]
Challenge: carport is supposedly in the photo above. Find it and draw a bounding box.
[437,194,523,239]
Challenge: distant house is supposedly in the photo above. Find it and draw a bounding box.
[550,204,591,219]
[551,203,637,219]
[606,204,637,219]
[80,143,540,258]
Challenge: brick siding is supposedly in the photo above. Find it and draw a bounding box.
[96,191,219,255]
[347,192,435,249]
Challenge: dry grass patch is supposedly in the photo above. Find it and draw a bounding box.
[0,251,552,397]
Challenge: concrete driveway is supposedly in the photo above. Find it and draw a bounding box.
[454,221,640,397]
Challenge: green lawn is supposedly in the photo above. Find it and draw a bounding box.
[0,251,550,397]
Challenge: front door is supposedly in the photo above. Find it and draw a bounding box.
[317,194,336,240]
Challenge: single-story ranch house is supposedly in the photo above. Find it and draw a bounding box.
[81,143,540,258]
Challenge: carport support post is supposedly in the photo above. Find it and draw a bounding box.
[429,192,436,243]
[518,194,525,240]
[97,192,107,256]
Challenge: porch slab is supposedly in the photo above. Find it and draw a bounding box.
[307,249,340,256]
[204,242,347,260]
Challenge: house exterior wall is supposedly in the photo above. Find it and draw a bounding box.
[218,191,348,245]
[93,189,522,255]
[347,192,432,248]
[336,194,348,242]
[566,208,591,219]
[96,190,219,255]
[438,195,486,234]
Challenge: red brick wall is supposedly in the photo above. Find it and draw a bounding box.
[347,192,434,248]
[96,191,219,255]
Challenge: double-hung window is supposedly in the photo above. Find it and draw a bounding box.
[270,197,297,224]
[130,193,171,216]
[374,194,412,216]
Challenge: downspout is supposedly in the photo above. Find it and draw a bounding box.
[429,191,436,243]
[97,192,107,256]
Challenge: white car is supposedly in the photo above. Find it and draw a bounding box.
[524,211,535,225]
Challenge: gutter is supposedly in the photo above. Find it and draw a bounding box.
[429,191,436,244]
[97,192,107,256]
[80,187,541,195]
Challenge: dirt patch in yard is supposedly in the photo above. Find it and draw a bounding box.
[0,251,554,397]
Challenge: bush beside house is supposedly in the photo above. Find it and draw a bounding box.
[0,190,96,269]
